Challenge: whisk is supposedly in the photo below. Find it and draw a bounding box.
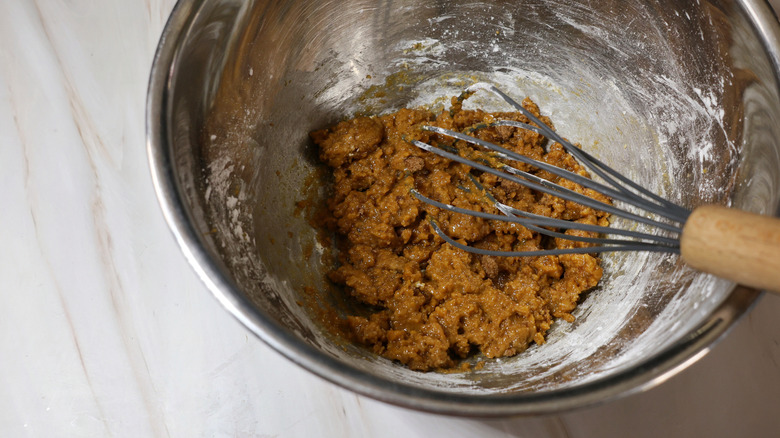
[408,82,780,293]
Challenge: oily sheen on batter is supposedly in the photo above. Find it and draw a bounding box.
[311,96,609,371]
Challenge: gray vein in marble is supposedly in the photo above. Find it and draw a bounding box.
[24,1,171,436]
[7,83,112,435]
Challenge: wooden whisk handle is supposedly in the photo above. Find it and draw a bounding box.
[680,205,780,293]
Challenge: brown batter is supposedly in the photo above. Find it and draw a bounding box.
[311,96,610,371]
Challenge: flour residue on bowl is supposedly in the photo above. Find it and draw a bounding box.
[195,0,757,397]
[306,4,740,391]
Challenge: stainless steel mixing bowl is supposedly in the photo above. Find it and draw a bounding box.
[147,0,780,415]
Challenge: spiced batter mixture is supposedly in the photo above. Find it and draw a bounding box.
[311,96,610,371]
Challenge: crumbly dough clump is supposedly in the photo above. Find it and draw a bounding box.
[311,97,609,371]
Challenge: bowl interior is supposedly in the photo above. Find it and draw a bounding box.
[154,0,780,413]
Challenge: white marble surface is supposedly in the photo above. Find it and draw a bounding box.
[2,0,780,436]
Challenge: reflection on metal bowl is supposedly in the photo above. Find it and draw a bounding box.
[147,0,780,415]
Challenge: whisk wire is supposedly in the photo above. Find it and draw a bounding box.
[406,83,691,257]
[465,176,681,247]
[427,219,681,257]
[410,137,683,234]
[467,82,691,222]
[411,189,680,248]
[488,120,690,222]
[422,124,689,225]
